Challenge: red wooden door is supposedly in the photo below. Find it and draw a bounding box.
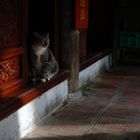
[0,0,28,96]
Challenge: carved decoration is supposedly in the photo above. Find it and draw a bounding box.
[0,0,20,48]
[0,57,20,86]
[76,0,89,29]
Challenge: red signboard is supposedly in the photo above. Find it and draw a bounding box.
[75,0,89,29]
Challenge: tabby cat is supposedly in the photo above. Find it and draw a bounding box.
[30,31,59,83]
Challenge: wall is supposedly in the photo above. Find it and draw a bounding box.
[79,55,112,86]
[0,80,68,140]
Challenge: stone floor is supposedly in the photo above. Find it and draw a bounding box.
[22,64,140,140]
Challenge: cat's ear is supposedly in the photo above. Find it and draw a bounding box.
[33,31,41,39]
[47,33,49,38]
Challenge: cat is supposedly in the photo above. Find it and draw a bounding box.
[30,31,59,83]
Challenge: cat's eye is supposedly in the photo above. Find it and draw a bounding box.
[42,40,47,46]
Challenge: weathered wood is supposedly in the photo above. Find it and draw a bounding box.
[61,0,80,92]
[69,30,80,92]
[79,30,87,58]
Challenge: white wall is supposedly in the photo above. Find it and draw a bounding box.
[0,80,68,140]
[79,55,111,86]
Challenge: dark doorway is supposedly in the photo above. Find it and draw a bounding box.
[87,0,115,53]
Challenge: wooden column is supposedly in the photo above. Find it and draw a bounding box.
[79,30,87,58]
[60,0,80,92]
[69,30,80,92]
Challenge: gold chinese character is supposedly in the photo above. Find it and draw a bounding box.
[80,0,86,7]
[80,8,86,20]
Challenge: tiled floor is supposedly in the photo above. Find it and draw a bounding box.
[22,65,140,140]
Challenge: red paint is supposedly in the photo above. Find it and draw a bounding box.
[76,0,89,29]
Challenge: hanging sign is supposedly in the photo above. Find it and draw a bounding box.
[75,0,89,29]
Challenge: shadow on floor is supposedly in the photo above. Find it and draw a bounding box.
[22,132,140,140]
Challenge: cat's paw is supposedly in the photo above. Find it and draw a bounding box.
[41,78,46,83]
[47,77,51,81]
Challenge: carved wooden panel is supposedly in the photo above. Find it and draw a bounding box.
[0,57,20,86]
[0,0,28,95]
[0,0,20,48]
